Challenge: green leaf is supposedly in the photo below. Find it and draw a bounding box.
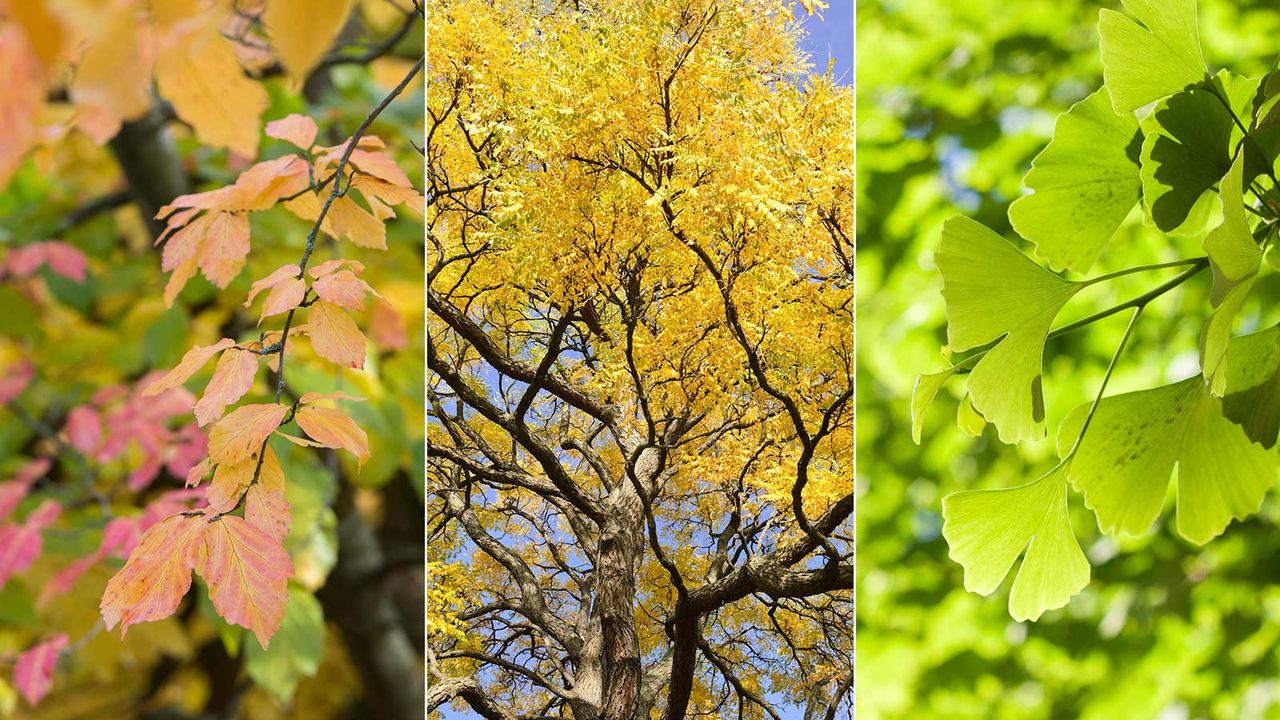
[941,462,1089,622]
[1223,324,1280,449]
[1008,88,1142,273]
[937,216,1082,443]
[245,587,326,703]
[1098,0,1205,113]
[956,393,986,438]
[1200,153,1261,396]
[911,368,956,444]
[1058,376,1278,545]
[1138,71,1256,236]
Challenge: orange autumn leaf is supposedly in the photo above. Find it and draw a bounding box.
[265,113,318,150]
[197,515,292,649]
[153,7,268,158]
[313,269,370,310]
[159,155,311,217]
[9,1,68,73]
[194,348,258,426]
[309,300,366,369]
[263,0,355,89]
[246,263,302,304]
[326,195,386,249]
[298,391,365,404]
[308,258,364,279]
[245,446,289,543]
[0,26,45,189]
[260,277,307,321]
[206,459,252,513]
[99,514,204,637]
[196,212,251,288]
[207,403,288,465]
[144,338,236,396]
[66,0,154,144]
[294,405,370,463]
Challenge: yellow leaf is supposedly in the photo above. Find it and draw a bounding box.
[295,405,370,463]
[264,0,355,89]
[155,18,268,158]
[208,403,288,465]
[308,300,366,369]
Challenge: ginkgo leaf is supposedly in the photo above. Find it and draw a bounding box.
[100,514,205,637]
[144,338,236,396]
[295,405,370,463]
[208,404,288,465]
[1008,88,1142,273]
[1201,153,1262,395]
[1099,0,1206,113]
[194,348,259,426]
[245,446,290,543]
[13,634,67,706]
[309,300,366,369]
[265,114,318,150]
[154,20,268,158]
[937,216,1082,443]
[264,0,355,89]
[941,462,1089,621]
[1058,376,1279,545]
[956,393,987,437]
[911,368,956,444]
[1222,325,1280,449]
[313,269,370,310]
[1139,71,1254,236]
[198,515,293,649]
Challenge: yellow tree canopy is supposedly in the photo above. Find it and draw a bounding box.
[427,1,853,718]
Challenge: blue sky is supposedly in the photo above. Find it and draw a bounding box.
[796,1,854,87]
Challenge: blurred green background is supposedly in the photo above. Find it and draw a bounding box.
[856,1,1280,717]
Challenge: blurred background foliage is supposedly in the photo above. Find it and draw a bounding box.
[857,1,1280,718]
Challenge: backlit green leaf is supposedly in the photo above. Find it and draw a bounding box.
[1099,0,1206,113]
[1059,376,1278,545]
[1138,71,1255,236]
[1223,324,1280,449]
[937,216,1083,443]
[1200,153,1261,395]
[941,461,1089,622]
[1008,88,1141,273]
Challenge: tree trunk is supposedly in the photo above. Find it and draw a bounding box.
[107,104,190,239]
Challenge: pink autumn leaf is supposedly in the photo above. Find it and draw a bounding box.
[13,634,67,706]
[127,454,162,493]
[65,406,102,455]
[0,458,50,523]
[0,499,61,589]
[5,245,45,277]
[42,241,87,282]
[0,360,33,404]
